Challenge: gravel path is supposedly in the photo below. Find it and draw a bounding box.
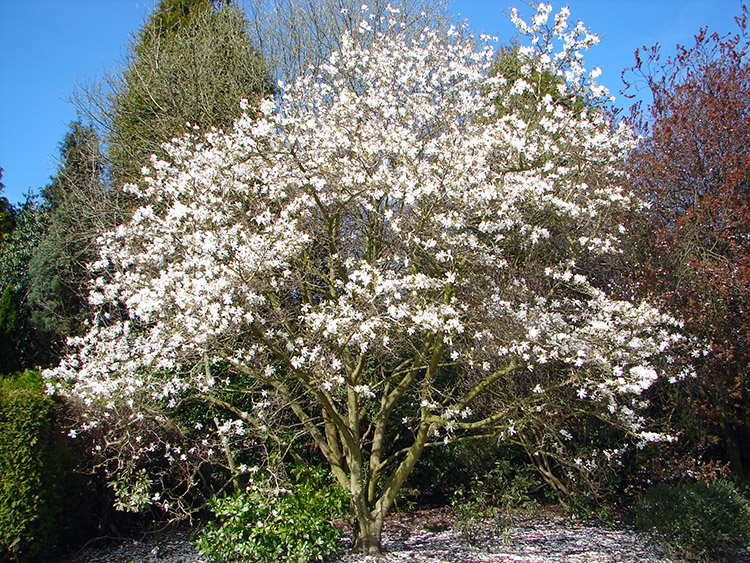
[53,507,688,563]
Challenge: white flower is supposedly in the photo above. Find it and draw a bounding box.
[41,2,686,511]
[354,385,375,399]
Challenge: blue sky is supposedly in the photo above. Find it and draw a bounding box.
[0,0,745,204]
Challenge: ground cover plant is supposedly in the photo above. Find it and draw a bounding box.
[45,3,696,555]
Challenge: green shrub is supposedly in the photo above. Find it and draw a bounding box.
[406,441,471,497]
[452,499,515,547]
[196,465,347,563]
[407,439,540,504]
[636,479,750,561]
[451,453,540,546]
[0,371,67,560]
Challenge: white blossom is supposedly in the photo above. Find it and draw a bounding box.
[42,3,695,516]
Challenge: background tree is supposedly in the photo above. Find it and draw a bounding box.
[47,6,691,554]
[27,122,112,355]
[0,195,48,372]
[0,170,22,373]
[624,5,750,480]
[244,0,452,83]
[34,0,272,357]
[0,285,21,374]
[0,169,14,239]
[105,0,272,186]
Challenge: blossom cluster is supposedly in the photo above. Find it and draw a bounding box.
[44,3,695,511]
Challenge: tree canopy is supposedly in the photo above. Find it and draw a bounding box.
[28,122,108,348]
[0,196,49,371]
[624,4,750,479]
[106,0,272,186]
[0,169,14,239]
[244,0,453,84]
[47,4,694,554]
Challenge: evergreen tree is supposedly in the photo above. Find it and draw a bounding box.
[36,0,271,361]
[0,195,48,369]
[0,169,14,239]
[107,0,272,186]
[0,285,21,374]
[28,122,108,350]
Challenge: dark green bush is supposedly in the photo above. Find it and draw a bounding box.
[636,479,750,561]
[407,439,541,502]
[196,465,347,563]
[0,371,67,560]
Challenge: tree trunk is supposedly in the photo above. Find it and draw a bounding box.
[352,511,385,555]
[721,419,747,481]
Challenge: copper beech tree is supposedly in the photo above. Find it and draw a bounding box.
[47,4,692,553]
[625,5,750,479]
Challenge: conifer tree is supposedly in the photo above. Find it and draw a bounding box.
[36,0,271,358]
[0,284,21,374]
[0,195,47,370]
[0,169,13,239]
[107,0,272,186]
[28,122,108,348]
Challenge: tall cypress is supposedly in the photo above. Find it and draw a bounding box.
[108,0,272,186]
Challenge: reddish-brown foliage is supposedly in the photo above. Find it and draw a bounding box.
[624,6,750,479]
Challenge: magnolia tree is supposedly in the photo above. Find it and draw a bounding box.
[47,4,692,553]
